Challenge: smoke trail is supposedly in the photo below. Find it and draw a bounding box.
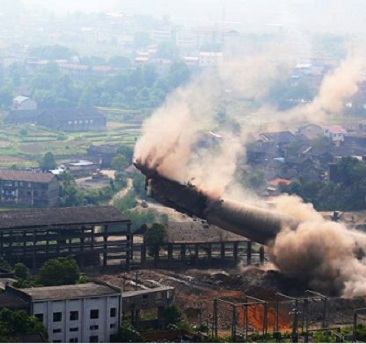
[267,195,366,297]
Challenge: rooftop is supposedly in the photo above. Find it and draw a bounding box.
[0,170,55,183]
[21,282,120,301]
[0,206,129,230]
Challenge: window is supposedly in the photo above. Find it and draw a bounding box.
[90,309,99,319]
[90,325,99,330]
[70,311,79,321]
[110,324,116,329]
[53,329,62,334]
[53,312,62,322]
[89,336,98,343]
[110,308,116,318]
[69,338,78,343]
[70,327,79,332]
[34,313,43,322]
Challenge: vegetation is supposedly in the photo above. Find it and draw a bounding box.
[37,257,80,286]
[39,151,57,170]
[163,305,183,327]
[280,157,366,211]
[13,263,29,280]
[0,308,48,342]
[114,322,142,343]
[144,223,167,256]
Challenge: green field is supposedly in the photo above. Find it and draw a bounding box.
[0,109,142,168]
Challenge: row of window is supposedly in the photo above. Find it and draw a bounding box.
[52,323,116,333]
[53,336,98,343]
[67,119,94,125]
[35,307,117,323]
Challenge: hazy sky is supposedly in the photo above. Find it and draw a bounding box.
[19,0,364,34]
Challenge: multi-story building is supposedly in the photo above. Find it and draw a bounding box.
[0,170,60,207]
[8,282,121,343]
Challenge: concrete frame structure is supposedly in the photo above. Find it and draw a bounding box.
[0,206,132,269]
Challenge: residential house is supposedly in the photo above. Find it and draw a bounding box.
[297,123,324,140]
[5,107,106,132]
[0,170,60,207]
[257,131,296,157]
[37,108,106,132]
[6,282,121,343]
[87,145,119,168]
[323,125,347,146]
[12,96,37,110]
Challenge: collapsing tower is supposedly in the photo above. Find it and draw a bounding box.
[135,162,299,245]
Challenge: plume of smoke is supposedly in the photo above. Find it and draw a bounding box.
[134,73,222,182]
[301,55,364,121]
[268,195,366,297]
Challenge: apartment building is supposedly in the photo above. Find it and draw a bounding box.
[0,170,60,207]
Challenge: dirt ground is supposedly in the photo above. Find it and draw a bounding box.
[98,265,365,335]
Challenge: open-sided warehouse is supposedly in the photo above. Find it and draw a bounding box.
[0,206,132,269]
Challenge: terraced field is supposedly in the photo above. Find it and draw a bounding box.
[0,113,142,168]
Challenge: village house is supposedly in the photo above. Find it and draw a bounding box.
[36,108,106,132]
[323,125,347,146]
[0,170,60,207]
[5,107,106,132]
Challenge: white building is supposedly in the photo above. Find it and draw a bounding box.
[198,52,223,68]
[19,282,121,343]
[12,96,37,110]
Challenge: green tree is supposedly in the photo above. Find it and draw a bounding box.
[13,263,29,279]
[108,56,131,69]
[0,308,47,341]
[144,223,166,256]
[29,44,77,60]
[38,257,80,286]
[111,154,128,171]
[167,61,191,89]
[114,322,141,343]
[132,173,146,196]
[117,145,134,164]
[39,152,57,170]
[163,305,183,326]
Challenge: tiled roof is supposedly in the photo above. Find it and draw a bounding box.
[0,170,55,183]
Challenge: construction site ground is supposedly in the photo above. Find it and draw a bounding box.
[98,265,366,338]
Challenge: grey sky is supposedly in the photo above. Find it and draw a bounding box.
[18,0,366,35]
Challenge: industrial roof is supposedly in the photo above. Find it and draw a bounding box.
[21,282,120,301]
[0,206,129,230]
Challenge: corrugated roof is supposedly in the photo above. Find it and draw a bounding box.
[0,170,55,183]
[0,206,129,230]
[21,283,120,301]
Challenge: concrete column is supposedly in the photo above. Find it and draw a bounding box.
[247,241,252,265]
[259,245,265,265]
[233,242,238,261]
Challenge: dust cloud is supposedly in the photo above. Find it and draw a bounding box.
[268,195,366,297]
[134,47,366,297]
